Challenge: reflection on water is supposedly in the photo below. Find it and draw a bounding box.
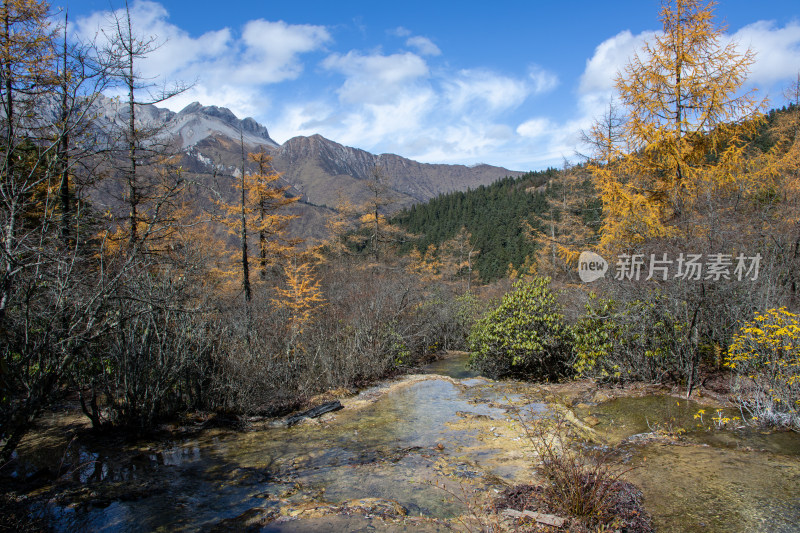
[29,373,544,532]
[18,355,800,532]
[423,353,481,379]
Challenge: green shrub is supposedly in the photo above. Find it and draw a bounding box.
[613,293,691,383]
[573,295,620,379]
[467,277,573,380]
[572,290,693,385]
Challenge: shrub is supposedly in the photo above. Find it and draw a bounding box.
[467,277,573,380]
[612,294,692,383]
[573,295,619,379]
[523,418,641,528]
[495,415,653,532]
[404,288,481,356]
[572,288,694,385]
[726,307,800,428]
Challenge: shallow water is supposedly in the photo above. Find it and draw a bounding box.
[590,394,800,532]
[27,368,545,531]
[422,353,481,379]
[627,442,800,532]
[17,355,800,532]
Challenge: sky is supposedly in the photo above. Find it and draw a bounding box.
[58,0,800,171]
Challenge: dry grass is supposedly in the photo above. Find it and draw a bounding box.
[505,415,652,532]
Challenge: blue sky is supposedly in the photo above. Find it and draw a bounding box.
[59,1,800,170]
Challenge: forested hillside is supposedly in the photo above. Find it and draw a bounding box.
[392,102,799,284]
[393,167,602,281]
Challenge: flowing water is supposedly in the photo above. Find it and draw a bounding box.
[12,353,800,531]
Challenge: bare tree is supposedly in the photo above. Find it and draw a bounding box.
[578,97,626,165]
[0,0,129,462]
[100,0,189,247]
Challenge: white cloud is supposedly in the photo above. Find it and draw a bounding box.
[402,121,516,164]
[529,66,559,94]
[444,69,529,112]
[322,51,429,104]
[238,20,331,84]
[389,26,412,37]
[73,0,330,118]
[74,1,233,82]
[406,36,441,56]
[269,101,337,142]
[516,118,553,138]
[579,29,655,94]
[166,84,264,119]
[730,20,800,87]
[355,90,437,144]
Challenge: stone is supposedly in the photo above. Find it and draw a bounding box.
[584,415,601,427]
[501,509,566,527]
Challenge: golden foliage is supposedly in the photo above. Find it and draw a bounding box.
[0,0,55,96]
[272,260,325,333]
[589,0,765,250]
[407,244,442,281]
[213,150,300,293]
[727,307,800,422]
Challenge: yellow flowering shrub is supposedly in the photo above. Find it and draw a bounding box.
[726,307,800,427]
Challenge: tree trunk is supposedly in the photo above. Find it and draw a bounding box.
[125,7,138,246]
[239,132,251,303]
[59,15,71,243]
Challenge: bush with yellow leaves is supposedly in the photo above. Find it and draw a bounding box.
[726,307,800,428]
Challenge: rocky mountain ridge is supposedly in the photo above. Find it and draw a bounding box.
[273,134,519,206]
[92,94,279,149]
[91,95,524,238]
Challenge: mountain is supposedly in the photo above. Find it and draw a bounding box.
[272,134,524,209]
[90,96,524,239]
[92,94,279,149]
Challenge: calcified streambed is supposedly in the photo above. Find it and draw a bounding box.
[13,353,800,532]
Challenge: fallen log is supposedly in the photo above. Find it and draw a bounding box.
[286,400,343,427]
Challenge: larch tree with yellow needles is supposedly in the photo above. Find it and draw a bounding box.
[248,150,300,280]
[215,147,299,304]
[590,0,763,250]
[406,244,443,282]
[273,259,325,365]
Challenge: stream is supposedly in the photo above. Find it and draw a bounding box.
[12,353,800,532]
